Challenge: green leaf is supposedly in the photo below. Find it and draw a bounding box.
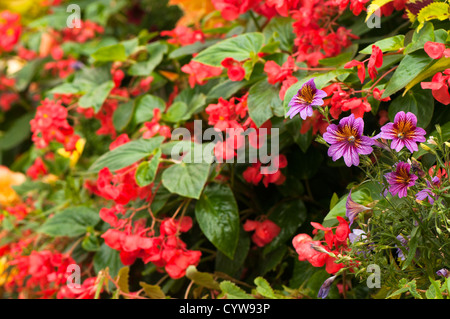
[135,149,161,187]
[82,234,100,252]
[330,193,339,210]
[402,226,419,270]
[382,51,433,98]
[139,282,166,299]
[254,277,276,299]
[416,2,450,32]
[248,79,283,127]
[426,278,443,299]
[78,81,115,112]
[133,94,166,124]
[94,243,123,278]
[162,101,188,123]
[117,267,130,294]
[39,207,100,237]
[0,113,33,150]
[193,32,265,66]
[404,57,450,94]
[185,265,220,290]
[215,227,250,277]
[195,183,239,258]
[13,58,46,91]
[113,101,135,131]
[89,137,164,172]
[284,117,312,153]
[263,199,307,255]
[360,35,405,54]
[169,39,220,59]
[404,22,434,55]
[219,281,254,299]
[207,79,249,100]
[162,162,210,199]
[128,41,167,76]
[92,43,127,62]
[262,17,296,52]
[388,88,434,128]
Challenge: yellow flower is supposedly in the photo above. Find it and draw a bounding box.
[56,138,86,168]
[0,166,25,208]
[0,257,7,286]
[0,0,48,22]
[169,0,216,26]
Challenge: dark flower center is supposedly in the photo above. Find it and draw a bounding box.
[299,84,315,104]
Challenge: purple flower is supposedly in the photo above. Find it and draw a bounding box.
[323,114,375,167]
[349,229,367,244]
[436,268,450,278]
[385,161,418,198]
[317,275,337,299]
[287,78,327,120]
[416,178,439,204]
[379,111,426,153]
[346,189,371,226]
[395,235,408,261]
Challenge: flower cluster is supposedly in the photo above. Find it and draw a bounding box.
[293,216,350,275]
[30,99,80,152]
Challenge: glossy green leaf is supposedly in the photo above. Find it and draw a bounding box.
[78,81,115,112]
[89,137,164,172]
[133,94,166,124]
[39,207,100,237]
[162,162,210,199]
[382,51,433,98]
[193,32,265,66]
[135,149,161,187]
[263,199,307,255]
[360,35,405,54]
[92,43,127,62]
[248,79,284,127]
[195,183,239,258]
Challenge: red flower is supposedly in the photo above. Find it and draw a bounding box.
[344,60,366,84]
[243,218,281,247]
[110,133,130,150]
[140,108,171,139]
[62,20,104,43]
[367,45,383,80]
[221,57,246,82]
[30,98,80,151]
[161,26,205,46]
[424,41,450,60]
[212,0,262,21]
[300,110,329,135]
[421,70,450,105]
[0,11,21,53]
[293,216,350,274]
[372,88,390,101]
[243,154,287,187]
[26,158,48,180]
[0,92,19,111]
[279,76,298,100]
[341,97,371,118]
[265,0,300,16]
[181,61,222,88]
[264,56,297,85]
